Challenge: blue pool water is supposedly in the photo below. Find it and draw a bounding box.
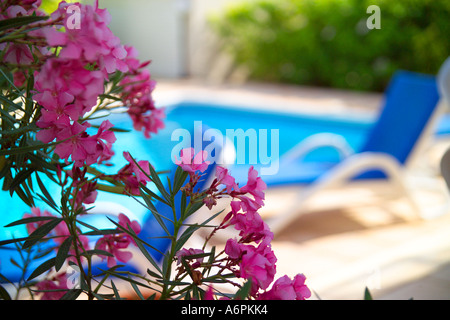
[0,101,373,280]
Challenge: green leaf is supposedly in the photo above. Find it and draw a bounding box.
[184,199,205,219]
[8,168,34,192]
[364,287,373,300]
[129,153,171,203]
[139,190,171,237]
[55,236,73,271]
[130,282,145,300]
[140,184,169,206]
[12,184,34,207]
[0,15,49,32]
[0,284,11,300]
[4,216,57,228]
[81,249,114,258]
[0,236,28,246]
[111,280,122,300]
[22,218,62,250]
[234,279,252,300]
[171,166,188,197]
[146,268,162,279]
[0,94,25,112]
[174,210,223,253]
[60,289,82,300]
[82,229,122,236]
[34,172,57,209]
[27,257,56,281]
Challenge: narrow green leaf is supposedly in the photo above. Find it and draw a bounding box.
[184,200,205,219]
[60,289,82,300]
[27,257,56,281]
[8,168,34,192]
[0,15,49,31]
[0,284,11,300]
[55,236,73,271]
[22,218,62,249]
[0,236,28,246]
[130,282,145,300]
[180,191,187,220]
[0,94,25,112]
[140,185,169,206]
[0,140,60,156]
[82,229,121,236]
[174,210,223,253]
[4,215,56,228]
[140,193,171,237]
[130,154,171,203]
[82,249,114,258]
[171,166,188,196]
[234,279,252,300]
[111,280,121,300]
[364,287,373,300]
[106,217,163,275]
[146,293,157,300]
[35,172,57,208]
[12,184,34,207]
[146,268,162,279]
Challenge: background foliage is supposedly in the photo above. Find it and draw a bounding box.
[211,0,450,91]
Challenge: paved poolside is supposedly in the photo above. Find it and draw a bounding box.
[153,78,450,300]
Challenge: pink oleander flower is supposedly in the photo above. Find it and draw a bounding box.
[225,239,277,296]
[86,120,117,165]
[52,121,97,167]
[46,1,128,76]
[35,272,69,300]
[121,69,156,112]
[204,285,215,300]
[175,148,210,174]
[116,152,151,195]
[237,166,266,209]
[257,274,311,300]
[95,213,141,268]
[227,201,273,245]
[215,166,237,193]
[122,45,150,74]
[176,248,205,269]
[118,213,141,245]
[120,64,164,139]
[34,58,104,117]
[2,43,34,65]
[128,107,165,139]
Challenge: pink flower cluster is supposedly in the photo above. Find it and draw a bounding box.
[13,0,165,168]
[95,213,141,268]
[35,272,69,300]
[258,274,311,300]
[174,148,311,300]
[120,46,165,139]
[23,207,141,270]
[114,152,152,195]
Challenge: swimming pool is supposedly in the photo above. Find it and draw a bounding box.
[0,100,373,280]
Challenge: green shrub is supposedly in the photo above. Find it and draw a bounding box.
[211,0,450,91]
